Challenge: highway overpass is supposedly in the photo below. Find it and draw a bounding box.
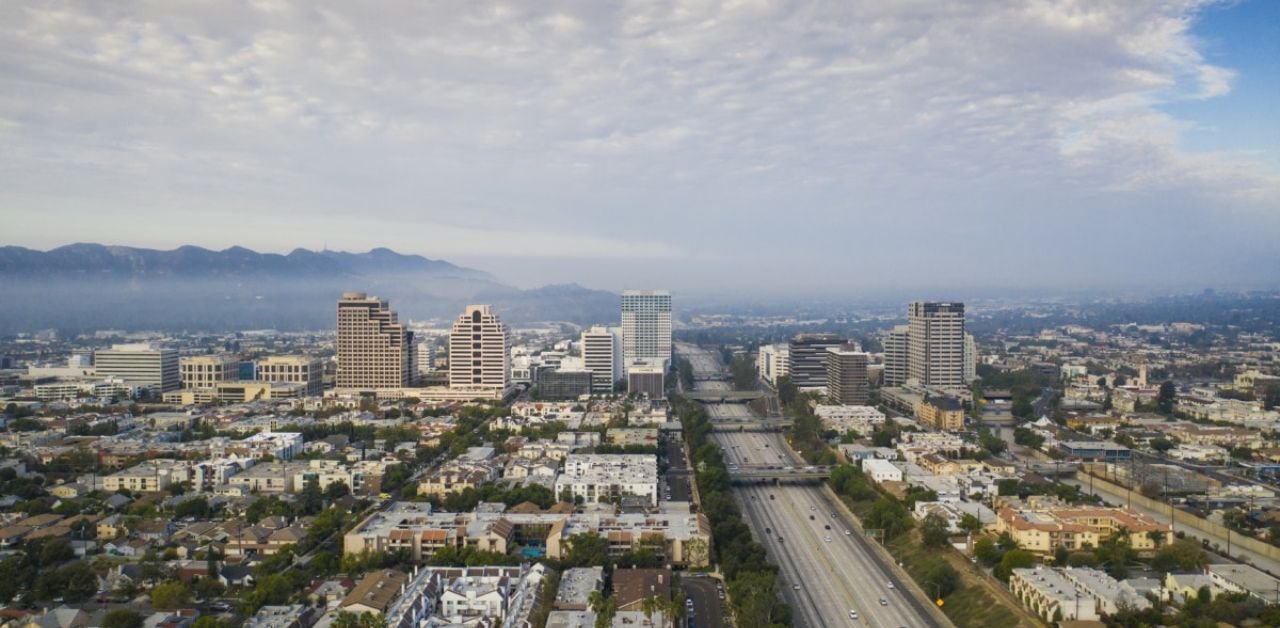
[681,390,765,403]
[709,418,793,432]
[727,464,834,482]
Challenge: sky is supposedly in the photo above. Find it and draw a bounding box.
[1,0,1278,298]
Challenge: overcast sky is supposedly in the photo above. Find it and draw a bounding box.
[2,0,1278,297]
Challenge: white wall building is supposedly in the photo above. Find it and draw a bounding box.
[756,344,790,386]
[555,454,659,506]
[580,326,622,394]
[861,458,903,484]
[94,343,179,392]
[621,290,672,369]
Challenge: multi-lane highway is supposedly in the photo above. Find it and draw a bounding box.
[677,343,941,628]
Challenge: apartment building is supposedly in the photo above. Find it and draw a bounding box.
[995,505,1172,555]
[336,292,415,390]
[918,395,965,431]
[257,355,324,397]
[555,454,658,506]
[448,305,511,393]
[1009,568,1101,622]
[907,302,966,387]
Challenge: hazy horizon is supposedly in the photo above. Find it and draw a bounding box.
[3,1,1278,297]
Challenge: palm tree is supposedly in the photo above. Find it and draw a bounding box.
[588,590,606,615]
[640,596,659,625]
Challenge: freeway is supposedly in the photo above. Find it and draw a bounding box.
[677,344,941,628]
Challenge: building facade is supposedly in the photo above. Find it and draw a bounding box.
[180,354,239,390]
[907,302,966,387]
[787,334,845,391]
[756,344,790,386]
[336,293,415,390]
[94,343,180,392]
[580,326,622,393]
[620,290,672,368]
[825,345,869,405]
[883,325,910,388]
[448,305,511,393]
[257,355,324,397]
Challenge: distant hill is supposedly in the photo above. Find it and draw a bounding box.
[0,244,618,332]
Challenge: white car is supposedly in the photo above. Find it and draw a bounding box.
[849,610,859,619]
[887,582,895,590]
[824,536,832,543]
[792,584,801,591]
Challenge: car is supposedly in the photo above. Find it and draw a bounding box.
[717,591,725,600]
[793,584,801,591]
[809,514,815,520]
[769,494,775,500]
[765,527,771,534]
[887,582,895,589]
[777,535,784,542]
[845,529,852,536]
[849,610,859,619]
[824,524,831,530]
[809,505,816,511]
[686,598,694,608]
[824,536,831,543]
[879,598,888,606]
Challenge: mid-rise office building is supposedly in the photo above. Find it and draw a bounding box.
[964,333,977,383]
[907,302,966,387]
[620,290,672,368]
[626,360,666,400]
[825,345,869,405]
[448,305,511,392]
[180,354,239,390]
[580,326,622,393]
[94,343,180,392]
[883,325,910,387]
[257,355,324,397]
[788,334,845,391]
[416,342,436,376]
[756,344,790,386]
[336,292,415,389]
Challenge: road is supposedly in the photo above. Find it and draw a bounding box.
[677,343,940,628]
[664,432,693,503]
[681,576,728,628]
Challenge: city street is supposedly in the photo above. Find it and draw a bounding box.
[681,576,727,628]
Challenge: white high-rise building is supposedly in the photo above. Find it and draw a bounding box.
[964,333,977,384]
[416,342,436,375]
[756,344,791,386]
[883,325,910,387]
[448,305,511,392]
[580,326,622,393]
[907,302,966,388]
[95,343,179,392]
[621,290,672,369]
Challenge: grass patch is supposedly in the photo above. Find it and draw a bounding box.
[886,530,1045,628]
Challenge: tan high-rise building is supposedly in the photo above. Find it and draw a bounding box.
[180,354,240,390]
[907,302,966,388]
[336,292,415,390]
[883,325,910,387]
[448,304,510,392]
[825,345,869,405]
[258,355,325,397]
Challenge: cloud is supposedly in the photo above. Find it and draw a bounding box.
[0,0,1276,294]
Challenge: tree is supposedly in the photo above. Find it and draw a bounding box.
[1150,437,1175,453]
[995,549,1036,581]
[776,375,797,407]
[325,480,351,501]
[103,610,145,628]
[1152,538,1207,573]
[1157,380,1177,415]
[1139,480,1162,499]
[151,580,191,609]
[958,513,983,535]
[920,560,960,598]
[920,513,950,547]
[564,532,610,568]
[974,537,1002,566]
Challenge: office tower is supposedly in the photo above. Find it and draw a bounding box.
[964,333,977,384]
[180,354,239,390]
[621,290,673,368]
[627,360,666,400]
[826,345,869,405]
[448,304,511,391]
[258,355,324,397]
[580,325,622,393]
[95,343,179,392]
[787,334,845,390]
[907,302,966,388]
[416,342,436,376]
[756,344,790,386]
[336,292,414,389]
[883,325,910,387]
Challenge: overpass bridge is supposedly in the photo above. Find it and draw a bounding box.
[709,419,794,432]
[727,464,834,483]
[682,390,765,403]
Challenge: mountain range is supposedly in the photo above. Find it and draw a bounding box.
[0,244,618,332]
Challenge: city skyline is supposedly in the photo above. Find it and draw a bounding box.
[2,1,1279,297]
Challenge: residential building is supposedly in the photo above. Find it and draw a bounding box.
[825,345,869,405]
[1009,567,1100,622]
[1207,563,1280,604]
[918,395,965,431]
[555,454,658,506]
[995,504,1172,555]
[554,567,604,610]
[180,354,239,390]
[814,404,885,434]
[787,334,844,391]
[342,570,410,615]
[257,356,324,397]
[883,325,910,388]
[1058,567,1151,614]
[755,343,790,386]
[861,458,903,484]
[620,290,672,368]
[907,302,966,387]
[964,333,977,383]
[448,304,511,394]
[580,326,622,393]
[94,343,179,392]
[336,293,415,390]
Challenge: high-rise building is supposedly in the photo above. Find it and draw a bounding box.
[448,304,510,392]
[883,325,910,387]
[336,292,415,390]
[181,354,239,390]
[788,334,845,391]
[907,302,966,388]
[756,344,790,386]
[580,325,622,393]
[627,360,666,400]
[258,355,324,397]
[95,343,179,392]
[416,342,436,377]
[964,333,977,384]
[825,345,869,405]
[621,290,672,368]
